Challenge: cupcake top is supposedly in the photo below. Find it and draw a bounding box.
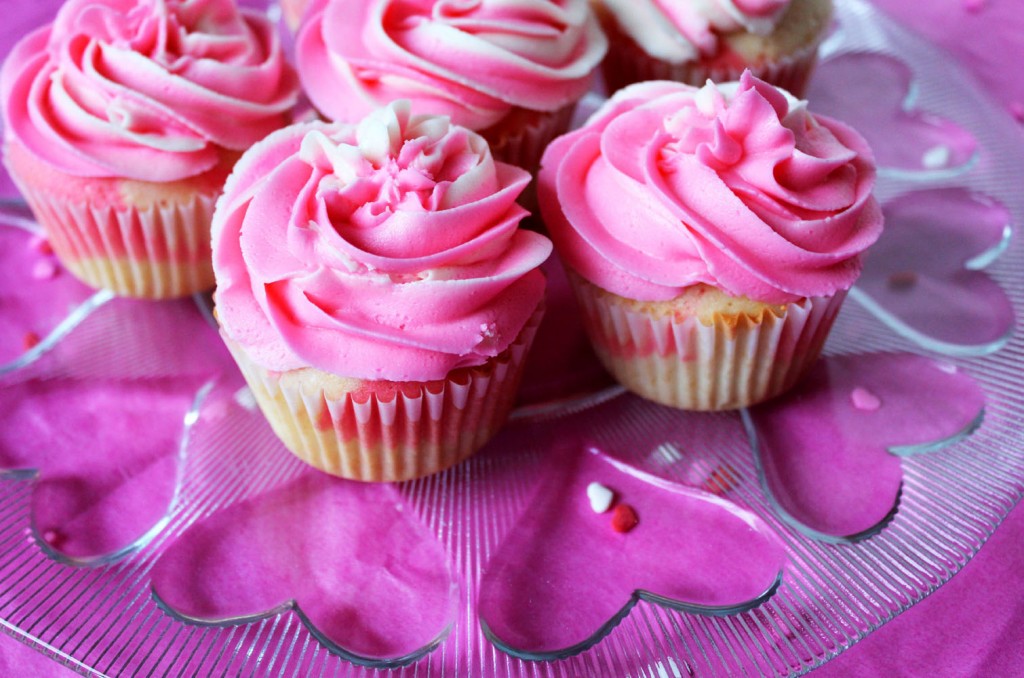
[597,0,823,64]
[295,0,608,131]
[213,101,552,381]
[1,0,299,183]
[538,73,883,305]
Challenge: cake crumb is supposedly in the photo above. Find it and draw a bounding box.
[921,145,951,169]
[887,270,918,290]
[32,260,58,280]
[851,387,881,411]
[234,387,258,411]
[611,504,638,533]
[587,482,614,513]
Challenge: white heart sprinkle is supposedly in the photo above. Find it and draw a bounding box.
[587,482,614,514]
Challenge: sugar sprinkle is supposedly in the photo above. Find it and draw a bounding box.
[32,260,58,280]
[921,145,951,170]
[586,482,614,514]
[851,387,882,411]
[611,504,638,533]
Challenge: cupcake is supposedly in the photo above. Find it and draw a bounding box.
[538,74,883,410]
[280,0,311,31]
[295,0,607,172]
[1,0,299,298]
[595,0,831,97]
[213,101,552,481]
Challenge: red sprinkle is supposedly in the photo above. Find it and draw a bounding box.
[22,331,41,351]
[29,234,53,255]
[611,504,639,533]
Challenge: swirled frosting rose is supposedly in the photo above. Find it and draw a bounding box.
[538,73,883,305]
[1,0,299,183]
[213,101,552,381]
[295,0,608,131]
[599,0,790,63]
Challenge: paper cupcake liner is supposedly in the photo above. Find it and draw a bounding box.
[14,180,217,299]
[223,305,544,482]
[484,104,576,175]
[601,20,822,97]
[570,276,846,410]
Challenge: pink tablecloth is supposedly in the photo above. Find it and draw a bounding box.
[0,1,1022,676]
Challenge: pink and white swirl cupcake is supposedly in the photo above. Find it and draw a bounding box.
[213,101,551,481]
[539,74,883,410]
[1,0,299,298]
[595,0,831,96]
[295,0,607,172]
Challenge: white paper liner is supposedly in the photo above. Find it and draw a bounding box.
[572,280,846,410]
[601,21,822,97]
[15,182,217,299]
[222,306,544,482]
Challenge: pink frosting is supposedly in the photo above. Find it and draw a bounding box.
[1,0,299,182]
[538,73,884,305]
[295,0,608,131]
[213,102,552,381]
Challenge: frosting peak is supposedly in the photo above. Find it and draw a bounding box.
[2,0,299,182]
[296,0,607,130]
[214,103,551,380]
[538,74,883,305]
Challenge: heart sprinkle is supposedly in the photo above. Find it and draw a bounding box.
[42,529,63,547]
[22,331,40,351]
[921,145,951,169]
[851,387,882,411]
[586,482,614,513]
[32,260,58,280]
[610,504,638,533]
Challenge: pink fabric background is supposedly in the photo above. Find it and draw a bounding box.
[0,0,1021,675]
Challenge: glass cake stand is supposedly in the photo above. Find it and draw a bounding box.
[0,0,1021,675]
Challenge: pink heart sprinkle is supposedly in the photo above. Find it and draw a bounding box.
[851,387,882,411]
[31,259,58,280]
